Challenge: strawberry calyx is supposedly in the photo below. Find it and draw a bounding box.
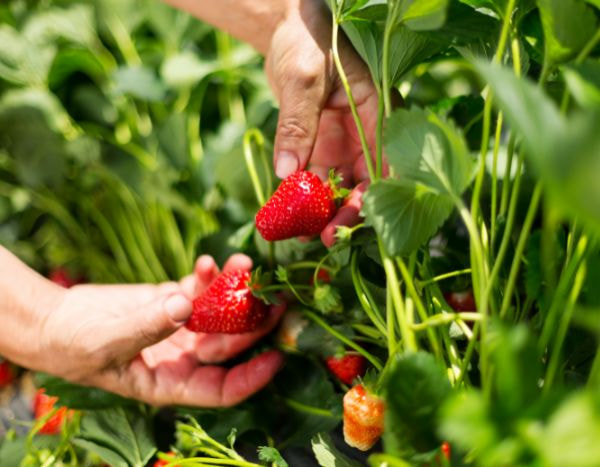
[328,169,351,201]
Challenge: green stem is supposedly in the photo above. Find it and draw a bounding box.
[375,85,385,179]
[544,262,586,392]
[499,182,543,319]
[304,310,383,371]
[379,240,418,352]
[419,269,472,288]
[243,129,267,206]
[172,459,260,467]
[494,0,518,64]
[411,312,481,332]
[499,133,516,217]
[282,397,338,418]
[490,112,504,252]
[331,9,375,181]
[351,255,388,337]
[588,347,600,390]
[397,258,441,358]
[381,5,396,117]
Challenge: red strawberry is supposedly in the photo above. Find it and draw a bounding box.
[0,360,15,387]
[325,353,367,385]
[343,384,385,451]
[49,268,80,288]
[186,270,267,334]
[153,452,178,467]
[33,389,70,435]
[444,290,476,312]
[441,441,451,461]
[256,171,336,241]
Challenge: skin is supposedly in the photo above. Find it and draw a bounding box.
[0,0,380,407]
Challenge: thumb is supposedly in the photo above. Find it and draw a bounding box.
[124,293,193,356]
[273,75,325,179]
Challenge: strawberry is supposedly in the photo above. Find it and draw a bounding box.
[343,384,385,451]
[153,452,178,467]
[186,270,267,334]
[325,352,367,385]
[276,310,307,350]
[256,171,336,241]
[0,360,15,387]
[441,441,451,461]
[444,290,476,312]
[49,268,80,288]
[33,388,70,435]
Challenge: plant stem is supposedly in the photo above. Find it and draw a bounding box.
[490,112,504,252]
[331,8,375,181]
[411,312,481,332]
[499,182,543,319]
[375,85,385,179]
[381,5,396,117]
[243,129,267,206]
[499,133,516,217]
[282,397,338,418]
[351,252,388,336]
[304,310,383,370]
[544,262,586,393]
[419,269,472,288]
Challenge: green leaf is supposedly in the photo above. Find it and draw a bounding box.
[383,352,452,455]
[368,453,412,467]
[396,0,450,31]
[538,392,600,467]
[585,0,600,8]
[362,179,454,256]
[311,433,362,467]
[35,374,135,410]
[363,108,474,256]
[563,60,600,108]
[258,446,289,467]
[537,0,598,65]
[73,407,156,467]
[438,390,498,456]
[112,66,166,101]
[298,322,353,357]
[161,52,216,88]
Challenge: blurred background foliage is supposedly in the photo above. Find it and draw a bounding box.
[0,0,279,282]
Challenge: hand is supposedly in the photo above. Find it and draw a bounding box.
[266,0,382,247]
[38,254,284,407]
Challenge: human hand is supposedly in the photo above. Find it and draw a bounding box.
[37,254,284,407]
[266,0,382,247]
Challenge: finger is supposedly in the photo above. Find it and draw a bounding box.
[194,304,286,363]
[321,181,368,248]
[271,62,329,179]
[222,253,253,273]
[188,350,284,407]
[117,293,193,360]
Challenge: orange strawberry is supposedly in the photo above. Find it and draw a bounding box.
[343,384,385,451]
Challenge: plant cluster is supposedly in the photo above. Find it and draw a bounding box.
[1,0,600,466]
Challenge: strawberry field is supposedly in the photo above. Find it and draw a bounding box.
[1,0,600,466]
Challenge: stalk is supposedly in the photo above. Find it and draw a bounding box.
[243,129,267,206]
[490,112,504,251]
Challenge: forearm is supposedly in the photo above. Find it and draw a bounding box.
[0,246,65,369]
[161,0,291,54]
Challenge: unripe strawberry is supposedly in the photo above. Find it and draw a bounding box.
[276,310,307,350]
[186,270,267,334]
[256,171,336,241]
[343,384,385,451]
[325,352,367,385]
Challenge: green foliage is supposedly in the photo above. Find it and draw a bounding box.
[311,433,362,467]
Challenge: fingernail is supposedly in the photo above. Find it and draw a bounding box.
[275,151,299,179]
[165,294,193,323]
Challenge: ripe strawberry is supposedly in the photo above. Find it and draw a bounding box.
[153,452,178,467]
[256,171,336,241]
[444,290,476,312]
[325,353,367,385]
[33,389,70,435]
[49,268,80,288]
[441,441,451,461]
[186,270,267,334]
[0,360,15,387]
[343,384,385,451]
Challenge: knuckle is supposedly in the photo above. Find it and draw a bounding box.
[278,117,310,140]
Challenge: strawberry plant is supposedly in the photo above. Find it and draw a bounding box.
[2,0,600,466]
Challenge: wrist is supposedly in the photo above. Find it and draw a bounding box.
[0,247,67,370]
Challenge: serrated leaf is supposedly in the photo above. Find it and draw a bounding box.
[362,179,454,256]
[537,0,598,65]
[73,407,156,467]
[258,446,289,467]
[311,433,362,467]
[383,352,452,455]
[363,108,474,256]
